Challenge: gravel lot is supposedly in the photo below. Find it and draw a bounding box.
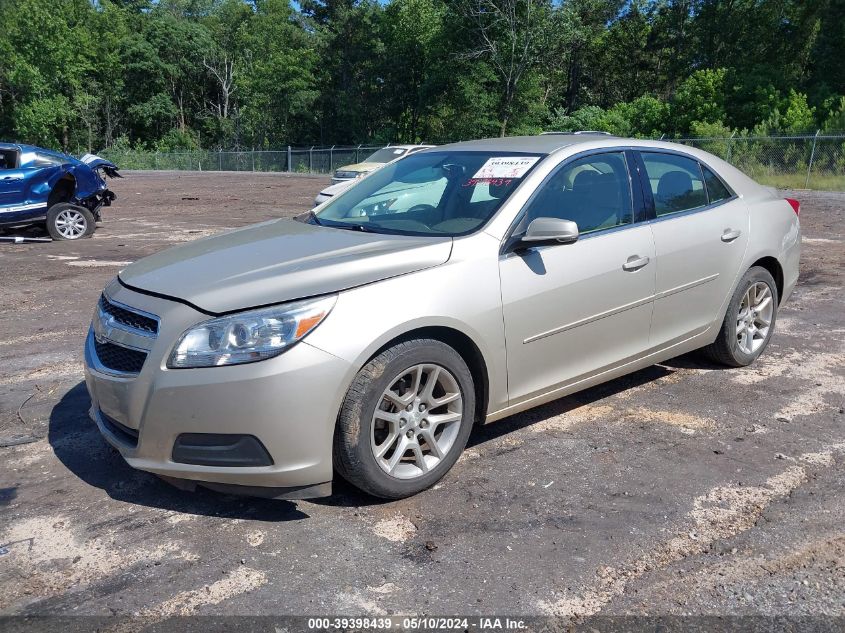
[0,172,843,621]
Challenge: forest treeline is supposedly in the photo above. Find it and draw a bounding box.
[0,0,843,153]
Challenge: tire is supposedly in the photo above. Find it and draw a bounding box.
[334,339,476,499]
[703,266,778,367]
[46,203,96,240]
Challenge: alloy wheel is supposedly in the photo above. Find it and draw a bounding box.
[370,363,463,480]
[736,281,774,354]
[55,208,88,239]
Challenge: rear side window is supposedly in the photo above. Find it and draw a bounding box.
[524,151,633,235]
[702,165,732,204]
[641,152,707,216]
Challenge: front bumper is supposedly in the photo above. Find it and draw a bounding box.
[83,281,352,498]
[79,188,116,219]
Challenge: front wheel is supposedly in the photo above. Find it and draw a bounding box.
[703,266,778,367]
[46,203,96,240]
[334,339,475,499]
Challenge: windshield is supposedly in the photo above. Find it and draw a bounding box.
[363,147,410,163]
[315,150,544,236]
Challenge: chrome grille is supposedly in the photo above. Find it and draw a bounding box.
[99,294,158,334]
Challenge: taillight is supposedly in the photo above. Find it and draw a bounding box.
[785,198,800,216]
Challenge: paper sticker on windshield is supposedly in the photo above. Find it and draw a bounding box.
[473,156,539,180]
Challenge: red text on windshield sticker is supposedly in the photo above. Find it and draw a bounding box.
[463,178,514,187]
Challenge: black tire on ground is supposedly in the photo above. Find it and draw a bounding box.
[46,203,96,240]
[334,338,476,499]
[703,266,779,367]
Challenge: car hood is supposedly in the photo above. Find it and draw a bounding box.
[79,153,120,178]
[79,153,118,170]
[119,218,453,314]
[320,179,356,197]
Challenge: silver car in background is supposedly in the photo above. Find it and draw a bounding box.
[84,134,800,500]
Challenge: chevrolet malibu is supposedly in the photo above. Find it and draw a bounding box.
[84,135,800,500]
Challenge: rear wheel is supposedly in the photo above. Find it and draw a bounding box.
[46,203,95,240]
[334,339,475,499]
[703,266,778,367]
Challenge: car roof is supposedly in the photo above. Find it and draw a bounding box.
[432,134,769,199]
[0,142,65,154]
[387,144,436,150]
[435,134,621,154]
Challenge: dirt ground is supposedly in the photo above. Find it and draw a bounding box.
[0,172,843,623]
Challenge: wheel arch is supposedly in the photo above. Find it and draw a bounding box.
[48,173,76,207]
[358,325,490,426]
[749,256,784,304]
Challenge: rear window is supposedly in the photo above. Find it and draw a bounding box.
[641,152,707,216]
[702,165,733,204]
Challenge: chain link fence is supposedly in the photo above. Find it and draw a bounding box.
[101,134,845,191]
[101,145,384,175]
[674,133,845,191]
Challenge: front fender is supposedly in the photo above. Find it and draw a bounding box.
[305,248,509,415]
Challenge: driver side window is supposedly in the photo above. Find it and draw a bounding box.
[524,152,634,235]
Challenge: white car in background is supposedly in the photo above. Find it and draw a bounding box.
[315,144,434,206]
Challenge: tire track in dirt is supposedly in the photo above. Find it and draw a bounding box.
[537,444,845,616]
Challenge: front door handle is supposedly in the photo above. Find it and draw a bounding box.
[622,255,650,272]
[721,229,742,242]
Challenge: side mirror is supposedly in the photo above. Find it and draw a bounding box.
[517,217,579,248]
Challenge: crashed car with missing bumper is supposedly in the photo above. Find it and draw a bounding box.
[0,143,119,240]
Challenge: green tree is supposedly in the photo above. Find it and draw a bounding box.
[1,0,843,151]
[547,105,607,133]
[236,0,320,147]
[0,0,96,149]
[301,0,387,144]
[754,90,817,135]
[380,0,446,142]
[822,96,845,132]
[672,68,728,135]
[452,0,553,136]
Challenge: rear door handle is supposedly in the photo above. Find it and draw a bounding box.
[721,229,742,242]
[622,255,650,272]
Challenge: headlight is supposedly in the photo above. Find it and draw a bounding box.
[167,295,336,368]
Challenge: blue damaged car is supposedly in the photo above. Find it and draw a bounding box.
[0,143,119,240]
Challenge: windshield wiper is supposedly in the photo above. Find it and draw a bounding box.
[306,214,387,233]
[330,221,383,233]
